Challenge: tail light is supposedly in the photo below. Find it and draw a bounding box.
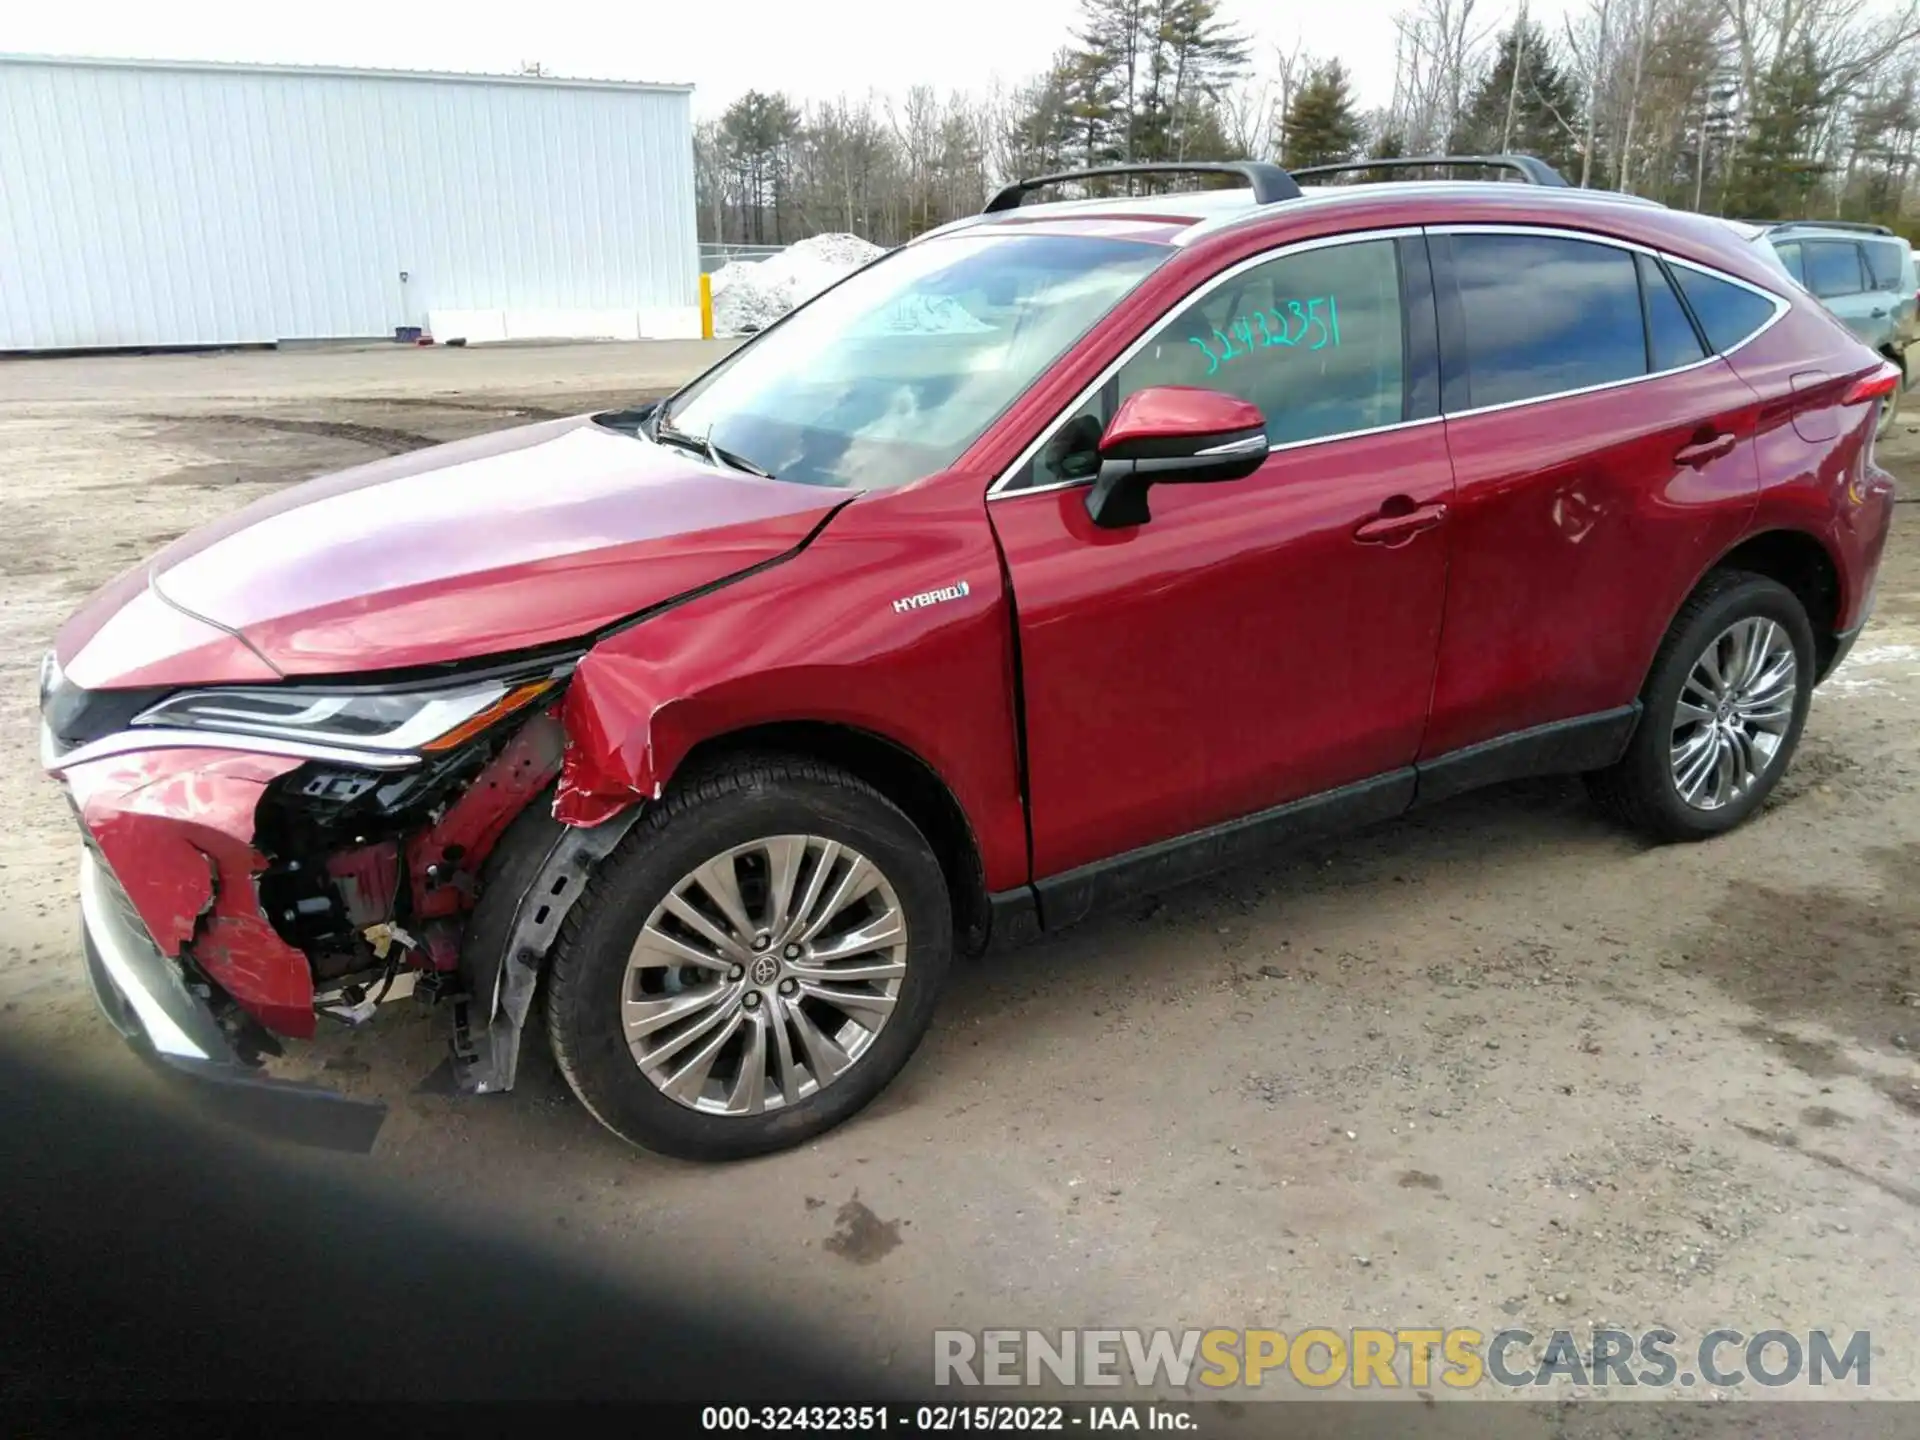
[1842,363,1902,406]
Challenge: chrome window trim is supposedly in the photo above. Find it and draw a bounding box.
[988,221,1795,502]
[1428,224,1792,421]
[987,226,1423,499]
[1436,350,1723,423]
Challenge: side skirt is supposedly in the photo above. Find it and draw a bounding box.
[1412,704,1641,808]
[988,705,1643,942]
[1030,770,1416,932]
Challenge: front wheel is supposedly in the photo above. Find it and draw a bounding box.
[1587,571,1814,841]
[545,756,952,1161]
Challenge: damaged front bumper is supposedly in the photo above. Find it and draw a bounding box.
[43,652,626,1143]
[78,846,387,1153]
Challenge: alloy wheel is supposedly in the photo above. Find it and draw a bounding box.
[1669,616,1799,811]
[621,835,909,1115]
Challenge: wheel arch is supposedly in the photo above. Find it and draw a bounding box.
[1705,529,1846,678]
[677,721,993,957]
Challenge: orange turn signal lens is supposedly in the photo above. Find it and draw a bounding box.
[420,680,556,752]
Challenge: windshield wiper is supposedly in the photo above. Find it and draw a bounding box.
[649,400,776,479]
[705,439,774,479]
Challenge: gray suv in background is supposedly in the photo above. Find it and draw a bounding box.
[1739,220,1916,436]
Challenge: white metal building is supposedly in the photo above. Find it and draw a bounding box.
[0,55,699,351]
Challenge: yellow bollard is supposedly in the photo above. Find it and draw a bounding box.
[699,273,714,340]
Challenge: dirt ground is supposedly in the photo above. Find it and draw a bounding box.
[3,341,1918,1408]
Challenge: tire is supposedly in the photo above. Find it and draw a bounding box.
[1586,570,1815,842]
[545,755,952,1161]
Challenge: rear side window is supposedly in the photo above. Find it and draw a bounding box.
[1771,240,1806,284]
[1640,253,1706,372]
[1803,240,1866,297]
[1448,233,1646,408]
[1863,239,1908,290]
[1671,265,1780,353]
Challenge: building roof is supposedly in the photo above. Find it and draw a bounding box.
[0,52,693,95]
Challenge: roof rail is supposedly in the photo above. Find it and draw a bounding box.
[1767,219,1896,237]
[1291,154,1571,187]
[983,161,1302,214]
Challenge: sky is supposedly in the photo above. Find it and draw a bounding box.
[3,0,1568,121]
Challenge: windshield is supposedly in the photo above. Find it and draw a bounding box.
[665,232,1169,490]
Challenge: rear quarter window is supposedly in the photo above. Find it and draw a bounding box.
[1769,239,1807,285]
[1863,239,1908,291]
[1670,264,1781,354]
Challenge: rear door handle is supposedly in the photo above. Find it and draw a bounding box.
[1355,501,1447,545]
[1873,307,1889,317]
[1674,431,1738,467]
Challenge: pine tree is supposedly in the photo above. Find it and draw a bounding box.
[1725,42,1830,218]
[1058,0,1249,181]
[1363,128,1407,182]
[1456,21,1583,178]
[1002,57,1080,180]
[1061,46,1126,171]
[719,91,803,243]
[1282,61,1365,170]
[1071,0,1144,166]
[1148,0,1250,162]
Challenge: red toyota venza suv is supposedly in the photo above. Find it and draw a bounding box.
[41,156,1897,1159]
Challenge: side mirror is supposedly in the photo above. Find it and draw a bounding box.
[1085,387,1269,528]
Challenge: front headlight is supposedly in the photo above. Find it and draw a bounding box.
[132,674,560,756]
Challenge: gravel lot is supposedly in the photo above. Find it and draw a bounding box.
[3,341,1917,1408]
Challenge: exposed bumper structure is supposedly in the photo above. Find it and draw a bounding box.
[79,849,386,1153]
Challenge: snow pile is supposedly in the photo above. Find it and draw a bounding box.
[711,233,885,334]
[860,293,995,335]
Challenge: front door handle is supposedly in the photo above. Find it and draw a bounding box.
[1872,307,1889,317]
[1674,431,1738,467]
[1355,501,1447,545]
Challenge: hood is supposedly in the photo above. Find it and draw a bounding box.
[59,416,846,685]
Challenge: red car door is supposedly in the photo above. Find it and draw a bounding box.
[988,233,1454,906]
[1420,230,1766,773]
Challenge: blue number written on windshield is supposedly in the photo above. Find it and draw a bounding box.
[1187,295,1341,375]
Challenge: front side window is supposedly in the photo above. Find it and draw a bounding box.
[1020,238,1406,488]
[1802,240,1867,298]
[1671,264,1780,353]
[665,233,1167,491]
[1448,233,1645,408]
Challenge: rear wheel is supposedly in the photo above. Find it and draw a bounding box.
[545,756,951,1160]
[1587,571,1813,841]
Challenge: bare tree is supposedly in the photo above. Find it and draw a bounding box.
[1222,36,1312,157]
[1389,0,1494,149]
